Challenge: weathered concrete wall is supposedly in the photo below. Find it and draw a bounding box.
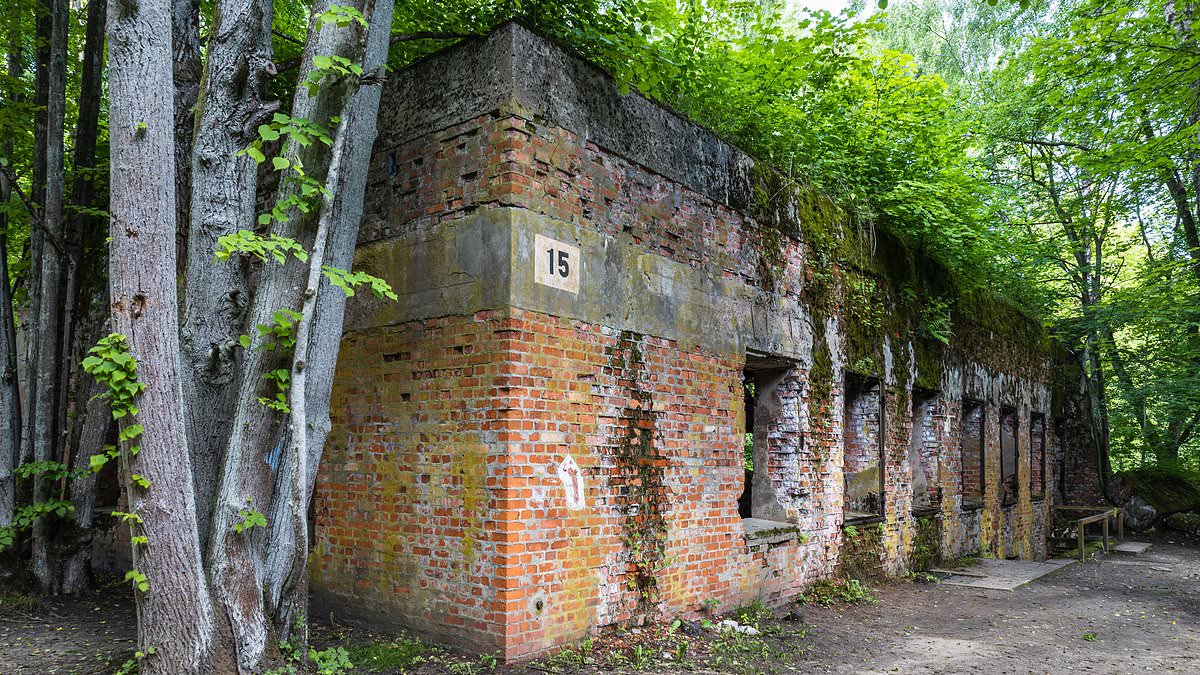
[312,22,1081,660]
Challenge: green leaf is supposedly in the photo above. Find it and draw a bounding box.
[119,424,145,442]
[125,569,150,593]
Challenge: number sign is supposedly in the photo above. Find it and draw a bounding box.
[534,234,580,293]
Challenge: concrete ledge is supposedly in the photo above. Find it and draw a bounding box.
[742,518,801,546]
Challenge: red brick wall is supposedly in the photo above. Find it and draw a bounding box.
[1030,414,1046,497]
[960,402,984,504]
[310,90,1072,658]
[489,311,834,657]
[310,312,512,652]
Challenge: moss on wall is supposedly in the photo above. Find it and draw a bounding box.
[604,330,671,619]
[837,522,886,581]
[739,157,1056,405]
[910,516,941,572]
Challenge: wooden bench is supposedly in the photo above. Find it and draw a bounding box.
[1052,506,1124,560]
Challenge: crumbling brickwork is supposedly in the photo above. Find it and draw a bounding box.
[909,392,941,511]
[308,23,1088,660]
[960,401,985,506]
[843,375,883,516]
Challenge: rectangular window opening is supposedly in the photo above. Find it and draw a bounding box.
[960,399,985,508]
[739,369,757,519]
[910,389,940,514]
[1000,407,1019,505]
[1054,418,1067,503]
[739,355,802,530]
[1030,413,1046,501]
[844,373,884,522]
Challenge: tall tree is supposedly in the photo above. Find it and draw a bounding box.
[58,0,109,594]
[0,68,18,536]
[105,0,223,669]
[181,0,274,551]
[25,0,69,592]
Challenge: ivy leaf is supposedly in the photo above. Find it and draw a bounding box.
[89,454,109,473]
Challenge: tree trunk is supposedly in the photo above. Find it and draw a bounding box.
[0,221,15,530]
[47,0,110,593]
[0,206,15,533]
[28,0,70,594]
[106,0,227,670]
[205,2,376,667]
[22,1,53,472]
[60,373,107,595]
[182,0,274,555]
[263,0,396,639]
[266,121,347,648]
[173,0,201,275]
[0,46,20,529]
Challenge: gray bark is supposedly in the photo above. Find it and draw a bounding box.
[173,0,201,273]
[28,0,70,594]
[106,0,226,670]
[263,0,396,639]
[61,373,107,595]
[205,1,379,666]
[182,0,274,555]
[265,120,346,646]
[0,47,19,529]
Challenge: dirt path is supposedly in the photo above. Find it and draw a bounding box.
[799,542,1200,673]
[2,538,1197,674]
[0,584,136,674]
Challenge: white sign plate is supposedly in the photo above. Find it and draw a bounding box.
[534,234,580,294]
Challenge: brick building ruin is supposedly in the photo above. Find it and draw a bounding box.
[306,23,1096,661]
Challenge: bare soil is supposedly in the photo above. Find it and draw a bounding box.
[796,534,1200,674]
[2,531,1197,674]
[0,580,136,674]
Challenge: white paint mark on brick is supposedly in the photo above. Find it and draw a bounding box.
[557,454,586,509]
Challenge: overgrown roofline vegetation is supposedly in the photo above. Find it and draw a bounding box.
[381,0,1015,297]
